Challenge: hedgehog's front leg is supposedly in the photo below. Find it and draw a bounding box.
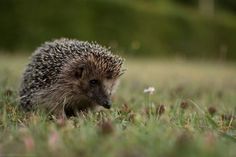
[53,108,67,120]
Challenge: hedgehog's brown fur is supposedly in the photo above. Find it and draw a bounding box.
[19,38,125,117]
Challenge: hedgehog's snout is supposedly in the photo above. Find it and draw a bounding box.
[102,99,112,109]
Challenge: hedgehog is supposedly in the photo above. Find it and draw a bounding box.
[19,38,125,117]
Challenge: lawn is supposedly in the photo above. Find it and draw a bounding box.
[0,54,236,157]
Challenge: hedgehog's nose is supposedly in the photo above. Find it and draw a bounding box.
[103,100,112,109]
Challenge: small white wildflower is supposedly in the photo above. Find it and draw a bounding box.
[143,87,155,95]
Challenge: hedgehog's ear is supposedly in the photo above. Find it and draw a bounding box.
[106,71,113,79]
[74,64,85,79]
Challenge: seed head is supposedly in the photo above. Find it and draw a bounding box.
[208,106,217,116]
[156,104,165,116]
[180,101,188,110]
[98,120,114,135]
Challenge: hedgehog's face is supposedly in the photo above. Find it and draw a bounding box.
[75,66,120,109]
[80,78,114,109]
[61,54,124,109]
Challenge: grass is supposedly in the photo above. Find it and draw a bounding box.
[0,54,236,157]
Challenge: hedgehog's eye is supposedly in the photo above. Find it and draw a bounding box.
[89,79,99,86]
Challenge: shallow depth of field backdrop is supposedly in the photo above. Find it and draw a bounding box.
[0,0,236,157]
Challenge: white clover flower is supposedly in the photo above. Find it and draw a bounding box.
[143,87,155,95]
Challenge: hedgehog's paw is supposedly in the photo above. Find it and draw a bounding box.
[51,108,67,120]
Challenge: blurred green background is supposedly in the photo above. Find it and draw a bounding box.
[0,0,236,60]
